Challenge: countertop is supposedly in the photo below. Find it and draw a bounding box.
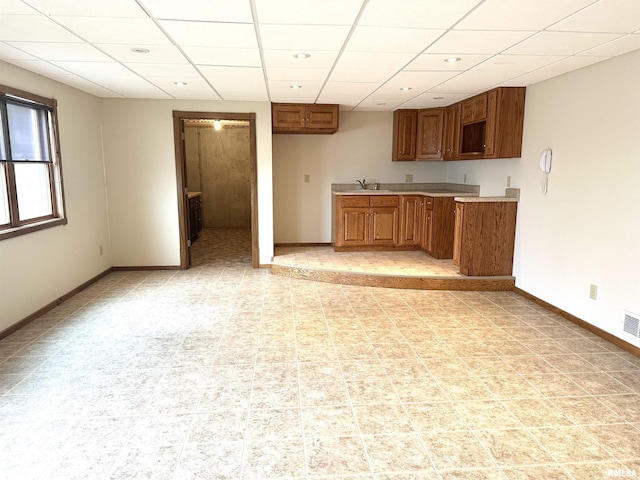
[332,182,480,198]
[188,191,202,199]
[454,196,518,203]
[333,190,478,197]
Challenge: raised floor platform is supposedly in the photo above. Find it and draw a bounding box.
[271,245,515,291]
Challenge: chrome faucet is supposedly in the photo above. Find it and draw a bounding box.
[356,179,366,189]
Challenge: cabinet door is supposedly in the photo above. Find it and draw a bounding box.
[443,103,461,160]
[272,104,306,129]
[484,89,498,157]
[370,207,398,245]
[460,93,488,124]
[399,196,423,245]
[421,209,433,253]
[453,202,464,266]
[306,105,338,130]
[392,110,417,161]
[341,207,369,246]
[416,108,444,160]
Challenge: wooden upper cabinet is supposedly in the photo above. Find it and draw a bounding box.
[459,87,526,160]
[416,108,444,160]
[460,93,488,124]
[443,103,461,160]
[272,103,339,134]
[392,110,418,161]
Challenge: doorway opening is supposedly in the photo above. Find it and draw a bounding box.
[173,111,258,269]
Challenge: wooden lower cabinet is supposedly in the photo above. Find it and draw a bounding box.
[453,200,517,276]
[334,195,398,249]
[399,196,423,246]
[421,196,456,259]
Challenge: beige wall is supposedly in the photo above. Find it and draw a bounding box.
[185,125,251,228]
[272,111,448,243]
[0,61,111,332]
[100,99,273,267]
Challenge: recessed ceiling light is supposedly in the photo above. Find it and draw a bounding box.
[444,56,461,63]
[290,84,303,89]
[130,47,150,54]
[174,81,188,86]
[293,53,310,59]
[400,87,412,91]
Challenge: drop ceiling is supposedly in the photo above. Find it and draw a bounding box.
[1,0,639,111]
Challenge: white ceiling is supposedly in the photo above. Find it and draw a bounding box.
[1,0,639,111]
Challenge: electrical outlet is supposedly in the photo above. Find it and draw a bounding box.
[463,173,468,183]
[99,245,104,256]
[405,174,413,183]
[304,174,310,183]
[507,176,511,187]
[589,284,598,300]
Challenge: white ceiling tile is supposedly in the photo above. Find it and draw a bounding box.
[7,59,74,76]
[504,31,623,56]
[406,53,491,71]
[0,15,82,42]
[183,47,261,67]
[472,54,567,75]
[266,67,330,82]
[427,72,502,94]
[455,0,596,30]
[345,26,445,53]
[25,0,146,17]
[7,42,112,62]
[50,61,146,82]
[263,50,339,69]
[259,25,351,51]
[319,82,379,99]
[160,20,257,49]
[1,0,38,14]
[383,71,460,91]
[147,76,211,90]
[353,102,404,111]
[0,43,37,60]
[140,0,253,22]
[329,68,395,83]
[269,81,322,103]
[550,0,640,33]
[97,44,189,64]
[399,92,472,109]
[359,0,483,28]
[336,51,415,71]
[168,88,222,100]
[255,0,363,25]
[426,30,536,54]
[109,86,171,99]
[198,66,268,101]
[49,74,123,97]
[54,17,171,45]
[125,63,201,78]
[501,56,607,86]
[577,34,640,56]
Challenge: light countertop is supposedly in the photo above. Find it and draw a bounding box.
[188,191,202,199]
[454,196,518,203]
[333,190,478,197]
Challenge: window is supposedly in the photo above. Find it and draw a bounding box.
[0,84,66,240]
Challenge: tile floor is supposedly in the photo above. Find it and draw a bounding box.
[0,229,639,479]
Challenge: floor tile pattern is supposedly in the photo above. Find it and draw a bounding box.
[1,237,639,479]
[191,228,252,267]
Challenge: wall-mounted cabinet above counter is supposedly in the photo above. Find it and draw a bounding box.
[392,87,526,162]
[272,103,339,134]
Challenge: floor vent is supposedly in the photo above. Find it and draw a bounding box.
[623,312,640,339]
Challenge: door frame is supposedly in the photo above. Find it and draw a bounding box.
[172,110,259,268]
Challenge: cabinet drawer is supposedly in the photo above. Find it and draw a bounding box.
[423,196,434,210]
[339,195,369,207]
[370,195,399,207]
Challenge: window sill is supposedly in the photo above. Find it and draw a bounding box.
[0,217,68,241]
